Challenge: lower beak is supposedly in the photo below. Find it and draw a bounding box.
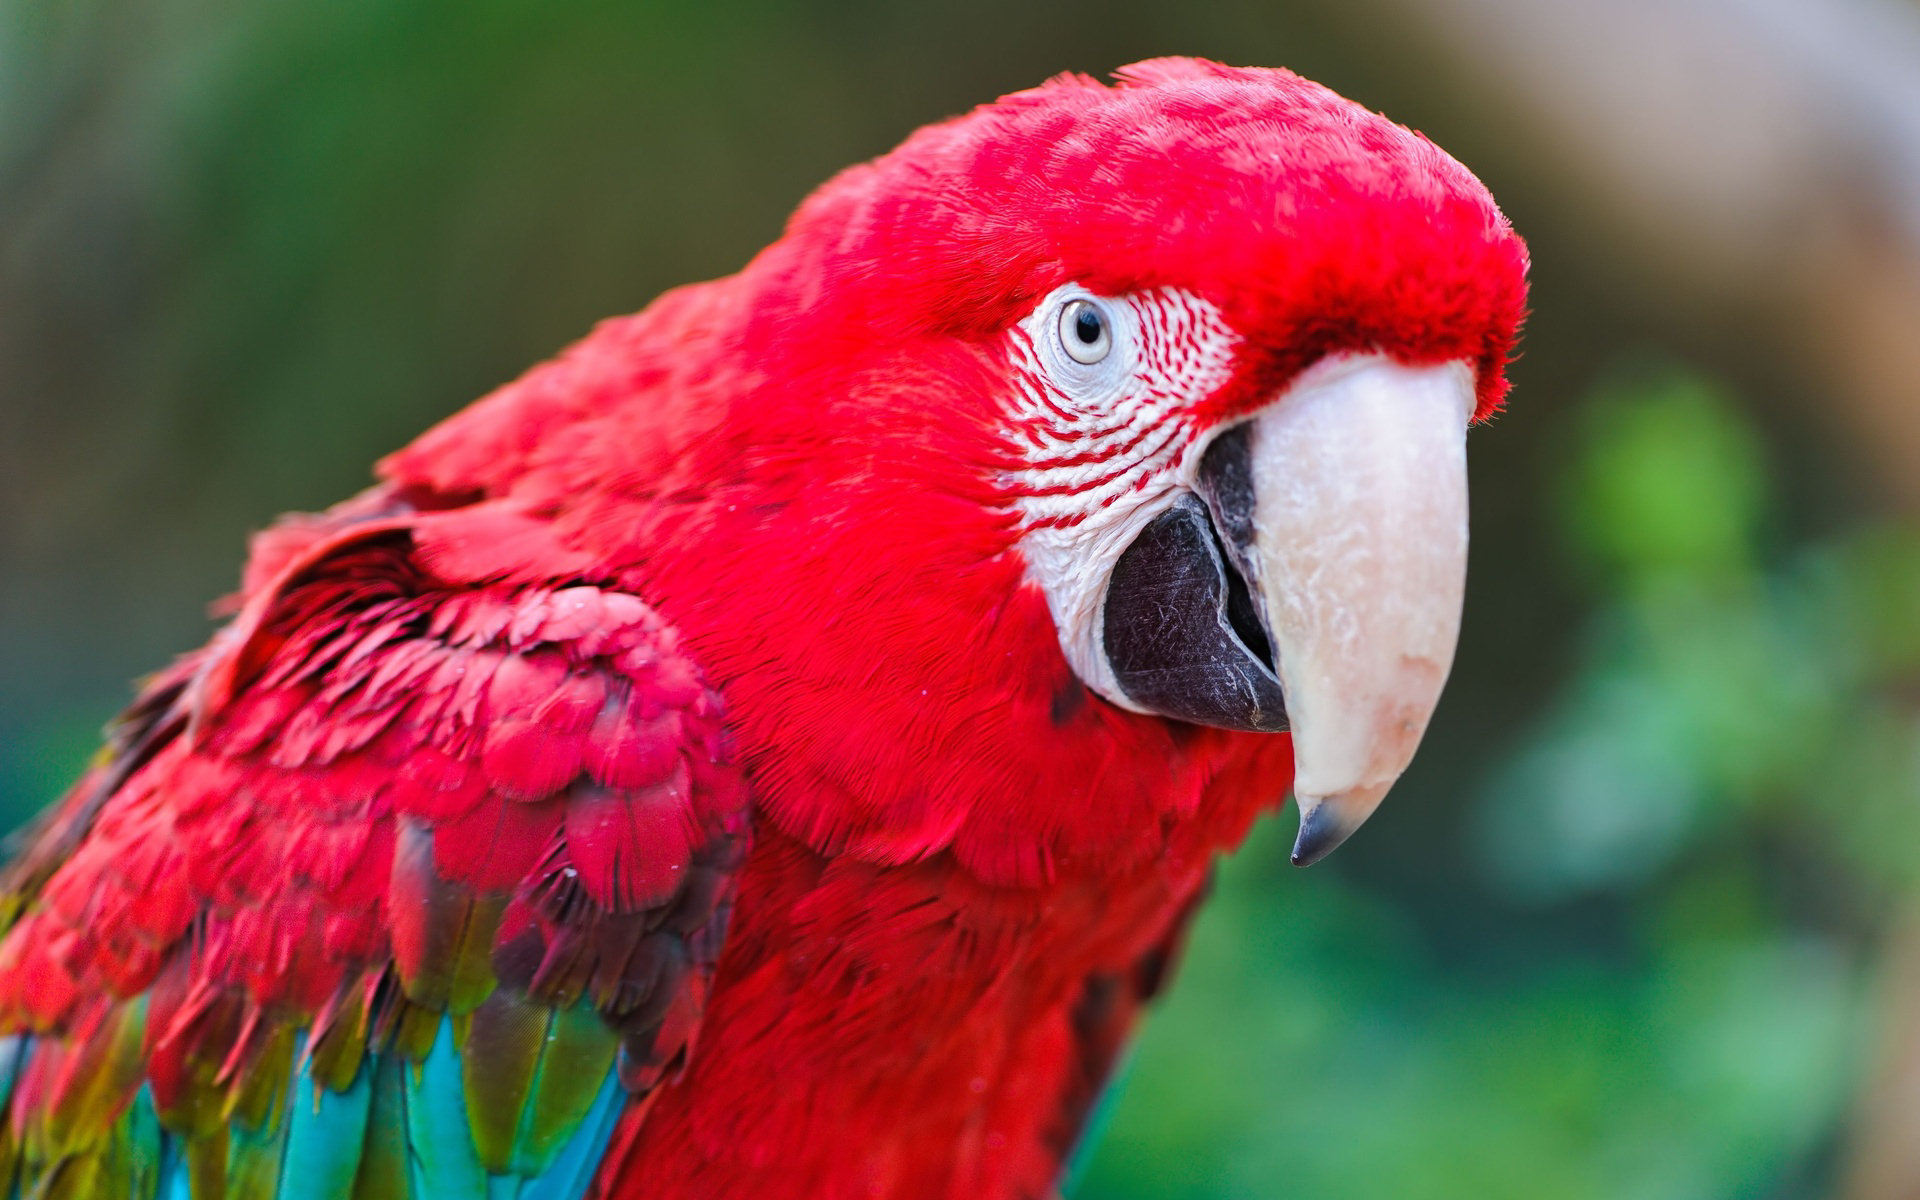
[1102,354,1474,865]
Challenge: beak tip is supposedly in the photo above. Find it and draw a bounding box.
[1290,798,1351,864]
[1288,784,1390,867]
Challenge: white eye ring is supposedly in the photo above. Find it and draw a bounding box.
[1058,298,1113,365]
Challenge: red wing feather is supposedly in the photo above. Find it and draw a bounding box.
[0,500,750,1194]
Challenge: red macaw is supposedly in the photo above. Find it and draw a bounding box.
[0,58,1526,1199]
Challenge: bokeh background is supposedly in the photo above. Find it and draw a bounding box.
[5,1,1920,1196]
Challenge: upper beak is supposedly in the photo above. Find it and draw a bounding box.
[1102,354,1474,865]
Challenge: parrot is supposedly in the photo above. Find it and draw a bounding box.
[0,57,1527,1200]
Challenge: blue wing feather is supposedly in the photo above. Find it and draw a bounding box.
[404,1019,491,1198]
[278,1038,375,1200]
[123,1019,623,1200]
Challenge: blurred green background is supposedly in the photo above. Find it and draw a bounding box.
[5,2,1920,1197]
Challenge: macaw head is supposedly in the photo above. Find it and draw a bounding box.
[383,58,1527,875]
[755,58,1526,864]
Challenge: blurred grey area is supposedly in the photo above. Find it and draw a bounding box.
[5,1,1920,1196]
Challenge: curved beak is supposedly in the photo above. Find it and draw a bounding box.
[1096,353,1474,864]
[1211,355,1474,865]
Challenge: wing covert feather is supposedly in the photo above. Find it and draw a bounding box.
[0,508,750,1199]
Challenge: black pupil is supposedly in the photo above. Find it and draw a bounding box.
[1073,306,1104,345]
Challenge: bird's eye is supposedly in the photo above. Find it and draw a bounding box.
[1058,299,1112,365]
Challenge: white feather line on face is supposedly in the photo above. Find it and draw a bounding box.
[1003,285,1241,709]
